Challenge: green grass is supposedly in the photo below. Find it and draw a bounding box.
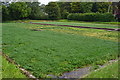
[33,21,119,29]
[6,19,120,25]
[39,26,118,42]
[85,61,118,78]
[2,23,118,78]
[0,22,2,80]
[1,23,26,78]
[57,19,120,25]
[1,55,26,78]
[0,56,1,78]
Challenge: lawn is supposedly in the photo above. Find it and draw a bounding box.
[0,55,1,80]
[57,19,120,25]
[85,61,118,78]
[0,55,26,78]
[2,22,119,78]
[33,21,119,29]
[0,23,2,79]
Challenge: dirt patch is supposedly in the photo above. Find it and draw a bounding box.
[31,29,43,31]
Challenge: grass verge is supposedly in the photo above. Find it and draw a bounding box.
[1,55,26,78]
[85,61,118,78]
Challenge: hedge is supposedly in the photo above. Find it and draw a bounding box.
[67,13,116,22]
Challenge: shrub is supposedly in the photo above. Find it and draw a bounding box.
[67,13,115,22]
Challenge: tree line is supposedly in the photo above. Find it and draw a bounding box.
[2,2,120,21]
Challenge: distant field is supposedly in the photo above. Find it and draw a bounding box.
[57,19,120,25]
[2,22,118,78]
[8,19,120,25]
[33,22,119,29]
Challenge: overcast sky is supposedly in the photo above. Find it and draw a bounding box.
[39,0,58,5]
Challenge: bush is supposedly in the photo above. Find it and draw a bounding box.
[67,13,115,22]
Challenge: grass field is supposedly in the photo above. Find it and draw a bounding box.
[9,19,120,29]
[86,61,118,78]
[7,19,120,25]
[0,55,26,78]
[57,19,120,25]
[33,22,119,29]
[0,23,2,79]
[2,22,119,78]
[0,56,1,80]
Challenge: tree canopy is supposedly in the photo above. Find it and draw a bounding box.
[1,2,119,21]
[9,2,31,20]
[45,2,61,20]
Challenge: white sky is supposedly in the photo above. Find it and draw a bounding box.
[39,0,58,5]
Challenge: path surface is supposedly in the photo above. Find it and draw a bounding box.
[32,23,120,31]
[47,59,118,78]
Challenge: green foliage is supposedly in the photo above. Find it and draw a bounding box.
[9,2,31,20]
[59,2,111,13]
[45,2,61,20]
[79,2,93,13]
[67,13,115,22]
[57,2,71,19]
[118,2,120,9]
[58,2,72,13]
[27,2,48,20]
[71,2,81,13]
[91,2,112,13]
[98,13,116,22]
[27,2,40,19]
[116,2,120,22]
[2,5,10,21]
[1,2,116,21]
[61,10,69,19]
[91,2,98,13]
[70,2,93,13]
[97,2,111,13]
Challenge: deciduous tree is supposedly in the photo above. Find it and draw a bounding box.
[45,2,61,20]
[2,5,10,21]
[9,2,31,20]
